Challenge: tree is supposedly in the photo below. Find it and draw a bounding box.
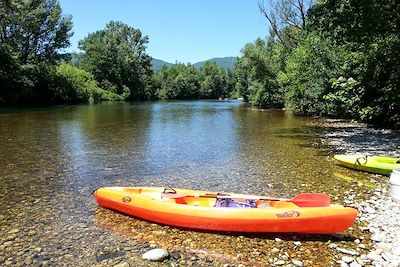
[78,21,153,100]
[234,38,283,107]
[279,33,346,115]
[153,63,200,100]
[258,0,313,47]
[199,61,228,99]
[0,0,73,103]
[308,0,400,126]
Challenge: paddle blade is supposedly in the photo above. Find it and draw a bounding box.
[290,193,330,207]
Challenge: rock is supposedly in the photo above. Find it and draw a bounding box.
[381,252,392,261]
[27,230,37,236]
[354,239,360,244]
[329,244,338,249]
[142,248,169,261]
[274,260,285,265]
[337,247,359,256]
[292,259,303,267]
[3,241,13,246]
[24,257,32,265]
[5,235,16,241]
[280,255,289,261]
[274,238,282,242]
[371,232,385,242]
[349,262,362,267]
[375,242,392,252]
[293,241,301,246]
[113,262,129,267]
[367,251,383,262]
[271,248,279,253]
[7,229,19,234]
[341,256,354,263]
[364,206,376,214]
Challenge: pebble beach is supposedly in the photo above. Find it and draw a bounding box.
[320,120,400,267]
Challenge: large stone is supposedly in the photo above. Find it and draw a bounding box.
[142,248,169,261]
[292,259,303,267]
[337,247,359,256]
[349,262,362,267]
[364,206,376,214]
[274,260,285,266]
[7,229,19,234]
[367,251,383,262]
[113,262,129,267]
[341,256,354,263]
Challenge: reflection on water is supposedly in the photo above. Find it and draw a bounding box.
[0,100,375,266]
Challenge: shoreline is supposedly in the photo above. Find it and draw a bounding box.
[319,119,400,266]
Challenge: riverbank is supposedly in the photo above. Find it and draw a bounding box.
[318,119,400,266]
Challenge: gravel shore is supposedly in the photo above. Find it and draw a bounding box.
[320,120,400,267]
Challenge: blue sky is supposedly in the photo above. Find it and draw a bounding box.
[59,0,269,64]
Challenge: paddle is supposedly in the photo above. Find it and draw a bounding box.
[162,193,330,207]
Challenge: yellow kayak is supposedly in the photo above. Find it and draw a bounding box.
[334,155,400,176]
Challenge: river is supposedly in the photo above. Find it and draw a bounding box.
[0,101,383,266]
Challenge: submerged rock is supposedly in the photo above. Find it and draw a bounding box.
[142,248,169,261]
[292,259,304,267]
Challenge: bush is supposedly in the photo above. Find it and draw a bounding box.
[53,63,123,103]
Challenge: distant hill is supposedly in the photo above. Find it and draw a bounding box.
[151,57,237,71]
[193,57,237,70]
[67,54,237,71]
[151,58,174,71]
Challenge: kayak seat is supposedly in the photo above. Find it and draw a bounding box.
[270,201,299,208]
[176,197,216,207]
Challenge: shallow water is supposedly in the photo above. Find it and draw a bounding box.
[0,101,379,266]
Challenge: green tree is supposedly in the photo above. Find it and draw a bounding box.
[0,0,73,103]
[153,63,200,100]
[279,33,346,115]
[308,0,400,126]
[234,38,283,107]
[52,63,123,103]
[199,61,228,99]
[78,21,153,100]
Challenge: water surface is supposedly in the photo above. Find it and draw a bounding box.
[0,101,375,266]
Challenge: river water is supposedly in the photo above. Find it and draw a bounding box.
[0,101,379,266]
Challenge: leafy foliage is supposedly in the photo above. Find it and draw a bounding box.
[279,33,346,115]
[234,38,283,107]
[52,63,123,103]
[78,21,153,100]
[238,0,400,128]
[0,0,72,104]
[152,61,233,100]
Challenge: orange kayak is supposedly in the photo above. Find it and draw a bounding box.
[94,186,357,234]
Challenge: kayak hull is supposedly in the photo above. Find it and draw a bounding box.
[334,155,400,176]
[94,187,357,234]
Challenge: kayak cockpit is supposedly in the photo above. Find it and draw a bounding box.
[173,196,298,209]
